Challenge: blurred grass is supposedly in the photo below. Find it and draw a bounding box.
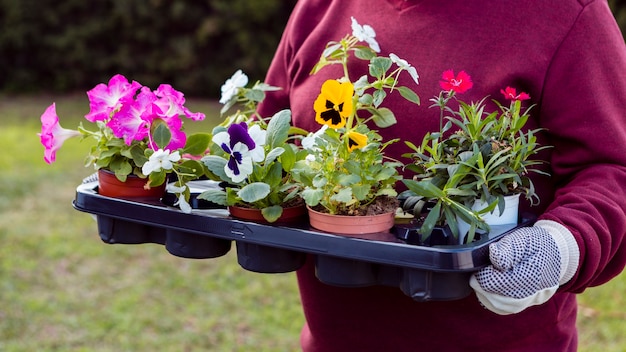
[0,94,303,352]
[1,94,624,351]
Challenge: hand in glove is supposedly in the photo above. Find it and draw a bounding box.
[469,220,579,315]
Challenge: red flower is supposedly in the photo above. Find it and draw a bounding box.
[439,70,473,93]
[501,86,531,101]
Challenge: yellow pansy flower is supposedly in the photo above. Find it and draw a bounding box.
[346,131,367,151]
[313,79,354,129]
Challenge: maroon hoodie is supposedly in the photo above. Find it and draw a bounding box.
[257,0,626,350]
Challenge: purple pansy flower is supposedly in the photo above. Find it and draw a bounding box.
[213,122,266,183]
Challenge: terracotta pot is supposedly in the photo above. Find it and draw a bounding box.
[228,204,307,224]
[97,169,165,199]
[307,206,395,235]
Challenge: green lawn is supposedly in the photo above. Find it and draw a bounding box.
[0,94,624,351]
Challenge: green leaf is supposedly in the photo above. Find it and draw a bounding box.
[266,109,291,148]
[201,155,229,181]
[372,89,386,107]
[322,43,342,59]
[265,147,285,164]
[354,47,376,61]
[244,89,266,103]
[265,161,283,189]
[337,174,361,186]
[420,201,442,237]
[197,189,229,206]
[148,170,167,187]
[369,57,392,78]
[280,144,296,172]
[370,107,397,128]
[302,188,324,206]
[261,205,283,223]
[109,158,133,178]
[183,133,211,156]
[130,145,149,166]
[331,188,353,203]
[351,184,371,201]
[402,179,445,198]
[237,182,271,203]
[152,120,172,150]
[397,86,420,105]
[312,174,327,188]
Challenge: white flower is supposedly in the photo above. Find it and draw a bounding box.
[247,124,267,162]
[351,17,380,53]
[301,125,328,151]
[390,53,420,85]
[167,184,191,213]
[219,69,249,104]
[142,149,181,175]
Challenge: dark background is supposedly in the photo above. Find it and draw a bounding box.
[0,0,624,98]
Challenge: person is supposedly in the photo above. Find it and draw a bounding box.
[256,0,626,351]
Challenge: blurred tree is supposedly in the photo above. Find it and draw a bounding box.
[0,0,297,96]
[0,0,623,96]
[609,0,626,41]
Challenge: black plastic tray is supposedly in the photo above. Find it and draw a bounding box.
[73,181,531,301]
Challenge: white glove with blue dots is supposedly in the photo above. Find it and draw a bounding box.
[470,220,580,315]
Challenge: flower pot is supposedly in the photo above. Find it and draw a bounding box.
[228,204,307,224]
[307,206,396,235]
[474,193,520,225]
[457,193,521,243]
[228,205,307,273]
[97,169,165,199]
[236,242,306,273]
[165,229,232,259]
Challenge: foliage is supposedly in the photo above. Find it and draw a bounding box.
[402,78,550,242]
[0,0,297,96]
[198,72,306,223]
[291,17,420,215]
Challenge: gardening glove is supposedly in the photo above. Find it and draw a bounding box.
[469,220,579,315]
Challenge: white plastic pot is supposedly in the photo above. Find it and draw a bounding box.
[457,193,520,244]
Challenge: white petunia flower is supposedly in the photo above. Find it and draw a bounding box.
[167,184,191,213]
[351,17,380,53]
[142,149,181,175]
[390,53,420,85]
[219,69,249,104]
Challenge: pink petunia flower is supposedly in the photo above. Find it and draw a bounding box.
[38,103,82,164]
[501,86,531,101]
[154,84,206,121]
[107,87,157,145]
[85,74,141,122]
[439,70,473,94]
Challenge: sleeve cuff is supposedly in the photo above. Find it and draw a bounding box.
[535,219,580,285]
[469,277,558,315]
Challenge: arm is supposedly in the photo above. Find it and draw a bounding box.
[472,0,626,314]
